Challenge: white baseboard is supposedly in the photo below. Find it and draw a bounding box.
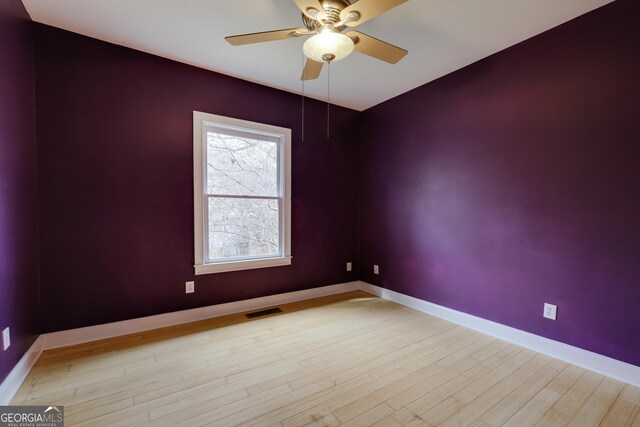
[360,281,640,388]
[41,281,361,350]
[0,336,43,405]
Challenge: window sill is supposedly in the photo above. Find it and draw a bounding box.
[194,256,292,275]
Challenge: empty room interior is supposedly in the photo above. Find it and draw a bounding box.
[1,0,640,425]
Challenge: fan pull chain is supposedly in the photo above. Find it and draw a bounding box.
[301,54,305,142]
[327,60,331,139]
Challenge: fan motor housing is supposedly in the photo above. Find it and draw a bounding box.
[302,0,354,32]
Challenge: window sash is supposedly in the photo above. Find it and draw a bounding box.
[203,194,283,264]
[204,129,281,198]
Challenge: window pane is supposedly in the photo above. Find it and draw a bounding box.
[208,197,279,260]
[206,132,278,196]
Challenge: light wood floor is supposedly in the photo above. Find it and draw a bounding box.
[12,291,640,426]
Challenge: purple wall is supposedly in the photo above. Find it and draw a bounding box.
[359,0,640,366]
[0,0,39,384]
[34,25,359,332]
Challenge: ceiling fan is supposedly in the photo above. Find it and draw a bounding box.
[225,0,409,81]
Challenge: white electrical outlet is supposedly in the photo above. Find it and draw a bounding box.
[186,281,195,294]
[543,303,557,320]
[346,262,352,272]
[2,327,10,351]
[373,265,379,275]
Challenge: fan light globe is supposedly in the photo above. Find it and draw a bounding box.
[303,31,354,63]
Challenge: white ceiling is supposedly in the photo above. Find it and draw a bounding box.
[23,0,614,111]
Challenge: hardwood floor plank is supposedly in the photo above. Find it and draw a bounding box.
[280,370,408,427]
[335,364,447,422]
[634,408,640,427]
[621,384,640,406]
[437,396,494,427]
[303,413,340,426]
[147,386,250,423]
[391,373,476,424]
[534,408,571,427]
[237,373,373,427]
[502,387,561,427]
[455,349,532,403]
[340,403,394,426]
[371,416,403,427]
[546,364,585,395]
[142,383,290,427]
[600,399,640,427]
[63,397,134,425]
[206,378,339,427]
[480,363,561,426]
[552,371,604,417]
[565,378,623,427]
[132,376,226,405]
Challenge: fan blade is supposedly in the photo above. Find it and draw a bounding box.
[293,0,327,20]
[225,28,308,46]
[347,31,408,64]
[340,0,408,27]
[301,59,323,80]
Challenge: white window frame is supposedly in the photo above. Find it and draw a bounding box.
[193,111,291,275]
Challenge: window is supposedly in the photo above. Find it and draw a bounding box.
[193,111,291,274]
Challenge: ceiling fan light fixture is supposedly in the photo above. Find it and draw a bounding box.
[303,30,354,63]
